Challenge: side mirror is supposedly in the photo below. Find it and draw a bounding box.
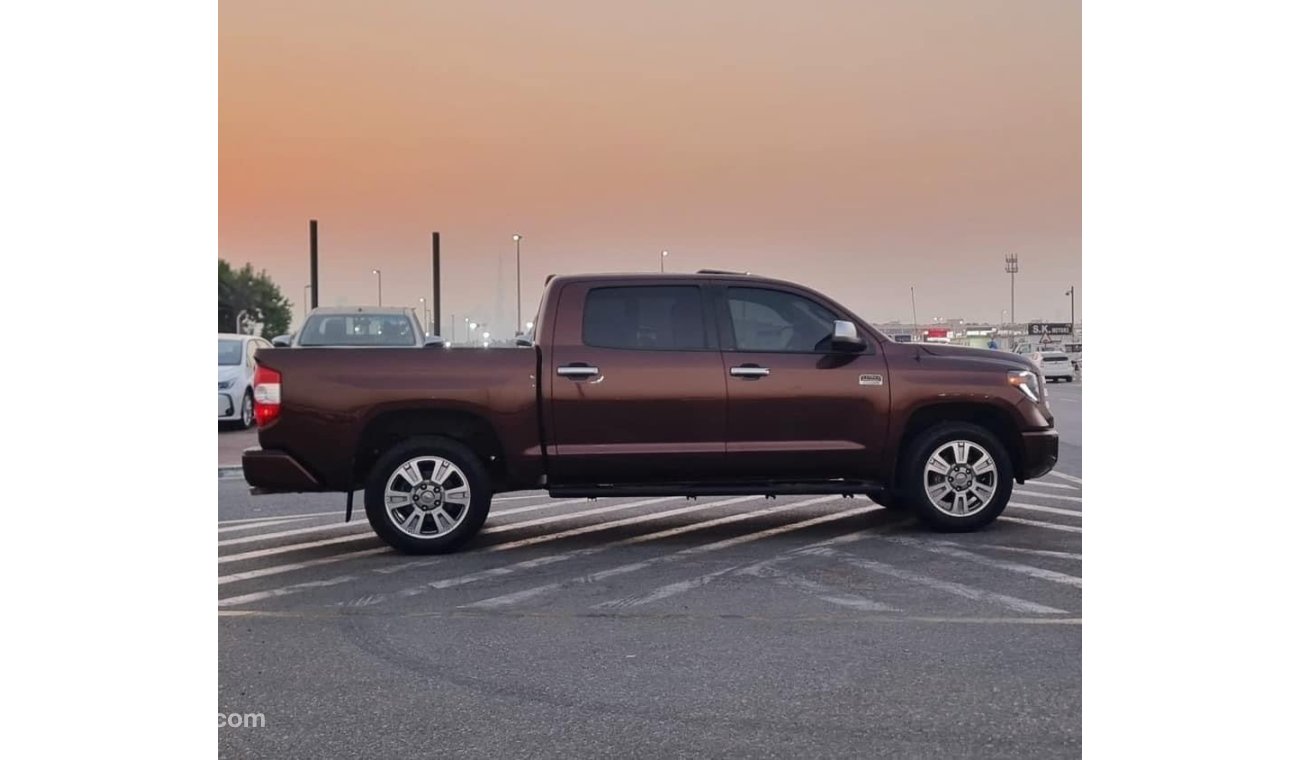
[423,336,446,348]
[831,320,866,352]
[271,335,291,348]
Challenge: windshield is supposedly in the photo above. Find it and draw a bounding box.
[299,313,418,347]
[218,339,243,365]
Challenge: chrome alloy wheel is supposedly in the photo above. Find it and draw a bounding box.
[383,456,472,539]
[241,393,254,428]
[922,439,998,517]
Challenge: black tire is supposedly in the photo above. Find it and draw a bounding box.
[236,390,255,430]
[899,422,1013,532]
[867,490,910,512]
[364,436,492,554]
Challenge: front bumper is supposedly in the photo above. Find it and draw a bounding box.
[1018,429,1059,480]
[242,448,324,493]
[218,393,235,419]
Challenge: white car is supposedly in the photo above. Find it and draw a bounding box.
[1032,348,1076,382]
[219,333,272,428]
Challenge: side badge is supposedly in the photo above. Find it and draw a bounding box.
[858,373,884,387]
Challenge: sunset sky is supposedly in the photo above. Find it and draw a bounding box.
[220,0,1080,334]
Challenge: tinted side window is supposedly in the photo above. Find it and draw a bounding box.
[726,287,838,352]
[582,286,708,350]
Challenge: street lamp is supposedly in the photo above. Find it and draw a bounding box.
[513,234,523,335]
[371,269,383,306]
[660,250,668,273]
[1065,286,1076,335]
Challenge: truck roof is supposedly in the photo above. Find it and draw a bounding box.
[306,306,415,315]
[545,271,787,287]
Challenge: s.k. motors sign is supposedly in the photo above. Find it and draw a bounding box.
[1028,322,1072,336]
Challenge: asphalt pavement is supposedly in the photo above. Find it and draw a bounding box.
[219,383,1082,758]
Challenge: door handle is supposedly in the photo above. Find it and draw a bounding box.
[557,364,600,378]
[730,365,770,378]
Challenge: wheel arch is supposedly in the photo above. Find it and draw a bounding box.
[354,407,509,490]
[891,401,1023,487]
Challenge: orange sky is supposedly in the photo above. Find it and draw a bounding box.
[220,0,1079,333]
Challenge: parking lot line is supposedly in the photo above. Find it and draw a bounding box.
[219,548,392,584]
[218,515,322,534]
[804,547,1066,615]
[1000,516,1083,533]
[1020,480,1078,491]
[735,564,897,613]
[218,510,339,525]
[219,520,369,547]
[490,497,589,518]
[219,533,377,564]
[225,495,770,608]
[1012,490,1083,503]
[1048,471,1084,485]
[1008,502,1082,517]
[460,498,867,610]
[877,535,1082,587]
[946,543,1081,560]
[482,497,675,533]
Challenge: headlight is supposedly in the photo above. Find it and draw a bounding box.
[1007,370,1041,402]
[218,380,233,390]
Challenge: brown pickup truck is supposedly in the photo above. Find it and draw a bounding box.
[244,272,1057,554]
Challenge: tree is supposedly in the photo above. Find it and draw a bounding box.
[218,259,292,338]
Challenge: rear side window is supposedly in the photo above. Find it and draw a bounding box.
[582,286,708,350]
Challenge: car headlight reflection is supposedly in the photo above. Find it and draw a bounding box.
[1007,370,1041,403]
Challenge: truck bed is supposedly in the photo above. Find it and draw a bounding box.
[252,347,542,491]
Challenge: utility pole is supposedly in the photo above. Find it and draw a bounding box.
[431,232,442,337]
[1004,254,1019,328]
[1066,285,1076,336]
[910,286,919,341]
[309,220,319,308]
[513,234,522,334]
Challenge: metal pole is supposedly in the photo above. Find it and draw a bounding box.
[514,234,522,334]
[309,220,319,308]
[432,232,442,337]
[1067,286,1076,336]
[660,250,667,273]
[372,270,382,305]
[303,284,311,321]
[910,286,918,341]
[451,313,456,343]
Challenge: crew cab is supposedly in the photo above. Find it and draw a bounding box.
[244,272,1058,554]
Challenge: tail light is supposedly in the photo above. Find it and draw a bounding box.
[252,364,282,427]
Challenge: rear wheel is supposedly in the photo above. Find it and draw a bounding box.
[364,437,491,554]
[900,422,1012,532]
[236,390,254,430]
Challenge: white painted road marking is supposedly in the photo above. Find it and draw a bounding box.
[738,564,896,613]
[1000,515,1084,533]
[461,499,869,610]
[1048,471,1083,485]
[1012,490,1083,503]
[1008,502,1083,517]
[219,548,392,584]
[806,548,1066,615]
[878,535,1081,587]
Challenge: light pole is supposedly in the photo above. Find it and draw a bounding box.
[371,269,383,306]
[1065,286,1076,335]
[302,284,312,321]
[513,234,523,335]
[450,313,456,343]
[910,286,918,341]
[660,250,668,273]
[419,298,428,334]
[1004,254,1019,326]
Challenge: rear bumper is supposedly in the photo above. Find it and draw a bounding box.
[241,448,324,493]
[1018,429,1059,480]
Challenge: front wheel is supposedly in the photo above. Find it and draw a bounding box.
[900,423,1013,532]
[236,390,255,430]
[364,437,492,554]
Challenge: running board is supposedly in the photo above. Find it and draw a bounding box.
[548,480,886,499]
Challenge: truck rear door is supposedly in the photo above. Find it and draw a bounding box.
[545,280,727,484]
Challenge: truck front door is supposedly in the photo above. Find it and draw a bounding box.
[546,281,728,484]
[715,285,890,481]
